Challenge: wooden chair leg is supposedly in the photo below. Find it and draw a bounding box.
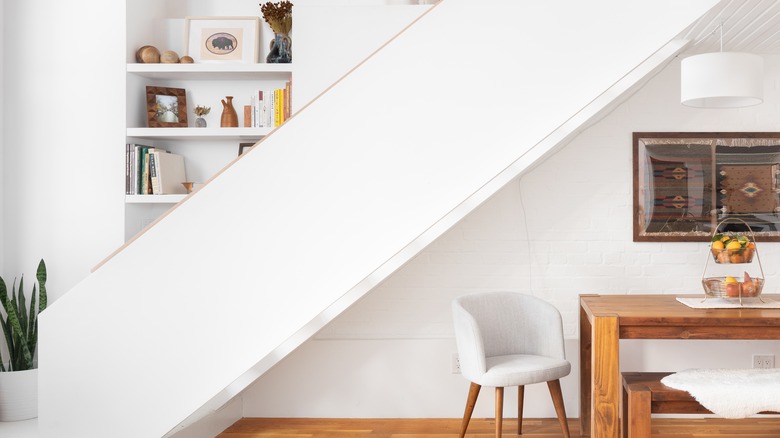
[459,382,481,438]
[547,379,570,438]
[495,387,504,438]
[517,385,525,435]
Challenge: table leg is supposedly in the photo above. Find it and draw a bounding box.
[592,314,620,438]
[579,303,592,436]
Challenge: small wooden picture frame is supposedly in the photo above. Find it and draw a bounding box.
[146,86,188,128]
[238,142,255,156]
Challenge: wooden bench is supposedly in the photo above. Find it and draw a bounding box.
[622,371,778,437]
[622,371,711,437]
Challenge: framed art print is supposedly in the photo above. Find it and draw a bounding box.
[184,16,260,63]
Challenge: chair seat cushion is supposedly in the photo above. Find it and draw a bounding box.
[474,354,571,387]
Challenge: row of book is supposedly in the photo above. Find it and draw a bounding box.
[244,81,291,128]
[125,144,187,195]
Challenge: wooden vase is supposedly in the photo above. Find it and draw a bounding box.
[220,96,238,127]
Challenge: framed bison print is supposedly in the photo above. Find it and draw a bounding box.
[634,132,780,242]
[184,16,260,63]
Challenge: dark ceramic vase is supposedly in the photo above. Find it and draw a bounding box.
[267,33,292,63]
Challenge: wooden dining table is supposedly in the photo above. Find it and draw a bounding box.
[579,294,780,437]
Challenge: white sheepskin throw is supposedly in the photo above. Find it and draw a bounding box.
[661,369,780,418]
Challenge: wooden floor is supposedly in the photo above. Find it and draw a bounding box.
[217,417,780,437]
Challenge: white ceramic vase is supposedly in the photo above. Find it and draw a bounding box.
[0,369,38,421]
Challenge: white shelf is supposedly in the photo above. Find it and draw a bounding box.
[126,194,187,204]
[127,127,271,140]
[127,63,293,80]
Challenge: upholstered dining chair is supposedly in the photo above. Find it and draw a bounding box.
[451,291,571,438]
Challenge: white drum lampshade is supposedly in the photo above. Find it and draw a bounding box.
[680,52,764,108]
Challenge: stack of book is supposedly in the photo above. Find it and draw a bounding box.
[245,80,292,128]
[126,144,187,195]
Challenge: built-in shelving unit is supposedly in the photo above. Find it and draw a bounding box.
[125,9,294,241]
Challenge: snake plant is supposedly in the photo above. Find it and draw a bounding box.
[0,259,46,371]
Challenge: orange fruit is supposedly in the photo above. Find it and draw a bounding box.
[724,276,740,297]
[726,240,742,250]
[712,240,725,250]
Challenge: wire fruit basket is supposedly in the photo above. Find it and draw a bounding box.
[701,218,765,304]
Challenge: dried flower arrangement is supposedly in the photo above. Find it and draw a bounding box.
[260,1,293,35]
[194,105,211,117]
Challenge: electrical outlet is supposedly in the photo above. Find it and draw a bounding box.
[451,353,461,374]
[753,354,775,368]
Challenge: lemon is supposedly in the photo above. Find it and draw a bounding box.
[726,240,742,250]
[711,240,725,250]
[725,276,738,283]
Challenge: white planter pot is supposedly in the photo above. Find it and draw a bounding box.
[0,369,38,421]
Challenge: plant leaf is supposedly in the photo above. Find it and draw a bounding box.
[28,284,37,359]
[0,315,11,369]
[17,277,27,342]
[37,259,47,313]
[28,285,36,342]
[0,277,15,368]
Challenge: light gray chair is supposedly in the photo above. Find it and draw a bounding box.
[451,291,571,438]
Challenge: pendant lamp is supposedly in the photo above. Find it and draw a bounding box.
[680,24,764,108]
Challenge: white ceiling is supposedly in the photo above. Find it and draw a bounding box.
[681,0,780,55]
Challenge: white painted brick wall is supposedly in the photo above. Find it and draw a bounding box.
[246,55,780,419]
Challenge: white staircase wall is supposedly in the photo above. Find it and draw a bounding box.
[39,1,716,437]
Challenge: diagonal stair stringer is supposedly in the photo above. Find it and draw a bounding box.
[39,1,717,437]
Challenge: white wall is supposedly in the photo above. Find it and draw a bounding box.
[2,1,125,300]
[241,55,780,419]
[0,0,5,273]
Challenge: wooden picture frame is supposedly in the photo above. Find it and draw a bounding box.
[184,16,260,63]
[146,86,188,128]
[633,132,780,242]
[238,142,255,156]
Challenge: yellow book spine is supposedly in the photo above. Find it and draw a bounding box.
[274,88,283,126]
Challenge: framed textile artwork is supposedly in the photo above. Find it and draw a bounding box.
[634,132,780,242]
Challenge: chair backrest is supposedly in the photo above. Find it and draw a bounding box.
[452,291,566,378]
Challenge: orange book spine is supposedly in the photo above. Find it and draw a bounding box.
[244,105,252,127]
